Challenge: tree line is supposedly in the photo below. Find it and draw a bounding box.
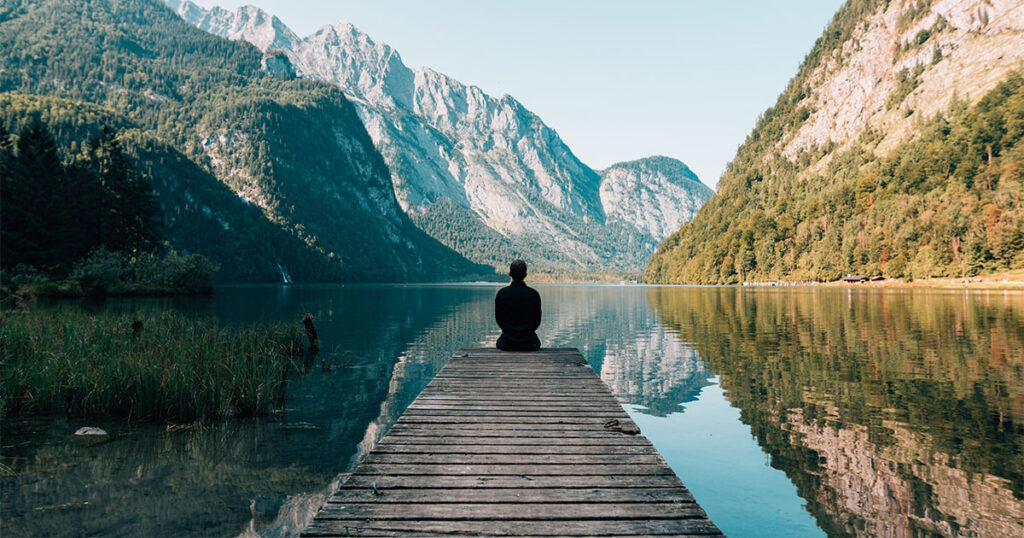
[1,121,161,274]
[647,71,1024,284]
[1,119,216,295]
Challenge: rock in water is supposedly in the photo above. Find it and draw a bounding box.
[74,427,108,436]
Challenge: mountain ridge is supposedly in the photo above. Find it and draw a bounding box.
[646,0,1024,284]
[0,0,489,282]
[167,0,712,271]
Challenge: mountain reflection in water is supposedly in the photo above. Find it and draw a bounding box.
[648,286,1024,537]
[2,285,1021,537]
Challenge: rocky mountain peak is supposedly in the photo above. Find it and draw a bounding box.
[600,156,712,241]
[167,0,712,271]
[300,21,415,111]
[167,0,299,52]
[781,0,1024,162]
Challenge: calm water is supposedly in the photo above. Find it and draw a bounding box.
[2,285,1022,537]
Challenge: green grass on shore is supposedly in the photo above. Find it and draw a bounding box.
[0,309,304,421]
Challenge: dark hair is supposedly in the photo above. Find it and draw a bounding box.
[509,259,527,281]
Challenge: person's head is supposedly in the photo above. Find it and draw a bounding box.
[509,259,527,282]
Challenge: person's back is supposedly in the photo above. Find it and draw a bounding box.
[495,259,541,351]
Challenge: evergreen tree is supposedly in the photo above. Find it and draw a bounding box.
[84,127,163,256]
[3,120,64,270]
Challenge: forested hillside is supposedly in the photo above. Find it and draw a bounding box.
[0,94,350,281]
[646,0,1024,283]
[0,0,487,282]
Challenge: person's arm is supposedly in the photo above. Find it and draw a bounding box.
[529,290,541,331]
[495,291,508,331]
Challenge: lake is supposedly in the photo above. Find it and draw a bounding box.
[2,285,1022,537]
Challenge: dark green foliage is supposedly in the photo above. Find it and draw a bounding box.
[0,120,158,274]
[646,3,1024,285]
[411,198,527,270]
[68,247,218,295]
[83,127,162,255]
[0,0,487,282]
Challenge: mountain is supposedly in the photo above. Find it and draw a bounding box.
[646,0,1024,284]
[0,0,488,282]
[599,157,713,242]
[166,0,713,272]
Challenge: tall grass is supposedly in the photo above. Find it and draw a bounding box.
[0,309,304,421]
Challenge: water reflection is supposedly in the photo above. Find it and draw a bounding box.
[7,285,1020,538]
[649,287,1024,537]
[534,285,714,415]
[1,285,499,538]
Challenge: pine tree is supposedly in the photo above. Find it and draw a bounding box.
[2,120,65,270]
[84,127,162,256]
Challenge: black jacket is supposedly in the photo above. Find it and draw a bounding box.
[495,281,541,347]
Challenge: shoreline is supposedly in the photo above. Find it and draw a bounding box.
[743,269,1024,290]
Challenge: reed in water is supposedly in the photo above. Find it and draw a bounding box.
[0,309,303,421]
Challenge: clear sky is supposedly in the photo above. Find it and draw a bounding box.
[190,0,845,188]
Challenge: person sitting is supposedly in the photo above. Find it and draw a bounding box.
[495,259,541,351]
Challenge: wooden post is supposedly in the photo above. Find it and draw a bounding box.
[302,313,319,355]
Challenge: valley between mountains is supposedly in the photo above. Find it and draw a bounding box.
[3,0,1022,285]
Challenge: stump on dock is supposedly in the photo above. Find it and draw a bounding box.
[303,347,722,537]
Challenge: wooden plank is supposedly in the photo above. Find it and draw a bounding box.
[339,474,688,489]
[413,394,620,401]
[396,416,633,424]
[304,519,722,537]
[402,409,626,417]
[303,348,720,537]
[315,502,707,520]
[435,366,593,371]
[385,426,638,434]
[377,435,651,445]
[352,463,673,476]
[363,453,666,465]
[406,401,623,409]
[408,401,623,408]
[371,443,659,454]
[329,487,695,504]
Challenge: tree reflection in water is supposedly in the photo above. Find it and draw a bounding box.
[649,287,1024,537]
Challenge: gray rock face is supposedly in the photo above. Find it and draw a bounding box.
[260,51,295,78]
[599,157,714,243]
[166,0,713,271]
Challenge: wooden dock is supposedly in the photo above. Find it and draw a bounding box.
[303,348,722,537]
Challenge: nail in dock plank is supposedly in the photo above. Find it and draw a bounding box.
[301,347,722,537]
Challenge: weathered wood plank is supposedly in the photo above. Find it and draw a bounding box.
[384,426,639,436]
[398,414,627,421]
[328,486,695,504]
[407,402,623,409]
[303,519,722,537]
[363,453,665,465]
[352,463,673,476]
[303,348,720,537]
[409,391,618,399]
[404,406,626,413]
[339,474,689,489]
[316,502,707,520]
[378,435,651,445]
[402,409,627,417]
[371,443,658,454]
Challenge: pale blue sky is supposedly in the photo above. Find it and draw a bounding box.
[190,0,844,188]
